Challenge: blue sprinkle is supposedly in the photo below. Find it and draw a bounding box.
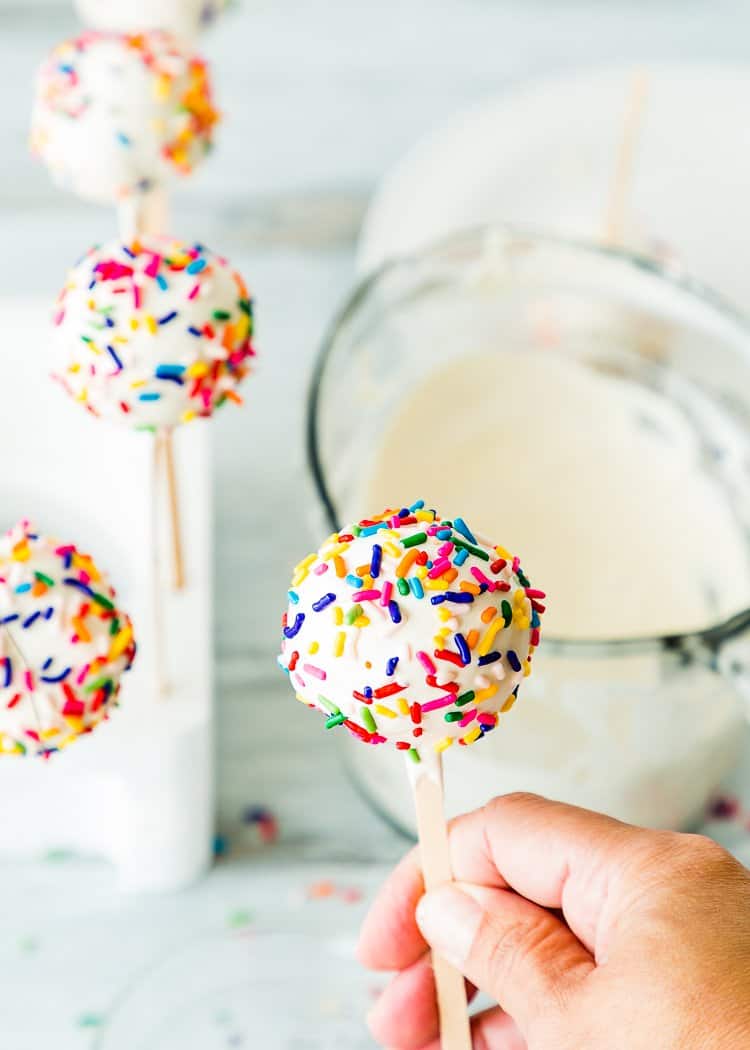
[436,529,453,540]
[454,633,470,665]
[312,593,336,612]
[398,508,410,518]
[22,612,41,629]
[158,311,178,325]
[156,275,168,291]
[63,579,96,599]
[409,500,425,511]
[15,584,31,594]
[107,345,123,371]
[283,613,305,639]
[40,667,72,684]
[360,523,388,537]
[454,517,477,544]
[138,392,161,401]
[105,316,115,328]
[364,685,373,699]
[478,651,501,666]
[186,258,207,275]
[531,611,540,628]
[155,364,186,381]
[2,658,11,687]
[388,600,402,624]
[63,551,72,569]
[122,245,136,259]
[42,658,52,671]
[386,656,399,676]
[116,131,131,146]
[370,544,382,579]
[288,590,299,605]
[0,614,19,625]
[187,326,203,337]
[410,577,424,599]
[44,607,55,620]
[345,574,363,588]
[444,591,474,604]
[430,595,446,605]
[507,650,522,672]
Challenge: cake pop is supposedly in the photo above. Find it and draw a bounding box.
[52,236,255,428]
[74,0,226,40]
[279,503,544,760]
[0,521,136,757]
[31,30,218,205]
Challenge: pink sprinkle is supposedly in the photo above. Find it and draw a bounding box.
[380,581,393,607]
[512,556,520,573]
[471,567,492,587]
[76,664,90,686]
[188,282,201,301]
[478,712,497,727]
[313,563,329,575]
[427,525,440,535]
[53,310,65,327]
[417,651,436,675]
[438,542,454,557]
[459,709,477,728]
[428,558,451,579]
[144,254,161,278]
[303,663,327,681]
[421,694,455,713]
[525,588,546,599]
[24,670,33,692]
[133,283,142,310]
[353,589,381,601]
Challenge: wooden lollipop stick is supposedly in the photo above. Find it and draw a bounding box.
[163,428,186,591]
[411,755,473,1050]
[603,70,650,247]
[117,186,170,242]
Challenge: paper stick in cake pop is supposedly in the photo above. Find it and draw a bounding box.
[0,521,136,758]
[51,235,255,593]
[30,29,218,209]
[74,0,226,41]
[278,503,545,1048]
[603,69,650,247]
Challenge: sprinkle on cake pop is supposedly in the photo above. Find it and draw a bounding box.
[0,522,137,758]
[74,0,226,40]
[31,30,218,204]
[278,504,544,762]
[52,236,255,428]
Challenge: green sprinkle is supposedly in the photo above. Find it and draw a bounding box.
[239,298,252,316]
[351,524,362,536]
[453,539,490,561]
[77,1014,104,1029]
[401,532,427,548]
[517,570,530,587]
[213,309,232,321]
[455,690,475,706]
[325,713,345,729]
[361,707,377,733]
[83,676,111,694]
[34,572,54,587]
[92,591,115,611]
[109,618,120,636]
[445,711,464,722]
[501,600,513,626]
[318,694,340,715]
[345,604,364,625]
[408,748,421,764]
[397,578,410,596]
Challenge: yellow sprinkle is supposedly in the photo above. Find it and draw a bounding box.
[334,632,345,657]
[415,564,428,580]
[72,616,92,643]
[513,589,526,606]
[415,510,434,521]
[145,315,158,335]
[308,641,319,655]
[187,361,210,379]
[438,607,452,622]
[182,410,197,423]
[396,698,410,716]
[294,552,317,574]
[361,574,374,589]
[374,704,397,719]
[523,660,532,677]
[41,728,60,740]
[129,317,139,331]
[108,625,133,661]
[295,693,314,706]
[291,569,309,587]
[63,716,84,733]
[11,542,30,563]
[435,737,453,753]
[354,616,370,628]
[333,607,343,626]
[478,617,503,657]
[383,542,401,560]
[322,542,350,561]
[475,684,498,703]
[501,694,517,713]
[463,725,483,745]
[129,379,147,389]
[495,545,512,560]
[424,578,449,591]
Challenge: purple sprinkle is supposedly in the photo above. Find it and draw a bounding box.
[444,591,474,604]
[370,544,382,578]
[454,633,470,665]
[478,651,501,666]
[283,613,305,639]
[312,593,336,612]
[386,656,399,676]
[388,600,402,624]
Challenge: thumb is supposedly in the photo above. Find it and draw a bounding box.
[416,882,594,1036]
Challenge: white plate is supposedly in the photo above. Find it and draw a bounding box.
[358,64,750,312]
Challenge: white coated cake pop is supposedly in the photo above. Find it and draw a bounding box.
[0,522,136,757]
[279,505,545,763]
[52,236,255,429]
[75,0,226,41]
[30,30,218,204]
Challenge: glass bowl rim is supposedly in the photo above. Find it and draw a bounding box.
[306,221,750,657]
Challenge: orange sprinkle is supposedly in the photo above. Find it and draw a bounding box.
[481,606,497,624]
[459,582,481,595]
[333,556,346,578]
[396,550,419,578]
[467,629,479,650]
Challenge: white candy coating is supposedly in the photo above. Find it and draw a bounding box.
[52,236,255,429]
[30,30,218,204]
[0,522,136,757]
[75,0,225,41]
[279,508,544,761]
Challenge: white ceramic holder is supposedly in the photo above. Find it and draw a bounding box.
[0,297,213,892]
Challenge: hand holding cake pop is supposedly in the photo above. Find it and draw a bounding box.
[279,503,543,761]
[31,30,218,205]
[0,522,136,757]
[75,0,226,40]
[52,236,255,428]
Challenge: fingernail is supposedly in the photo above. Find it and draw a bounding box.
[416,884,484,969]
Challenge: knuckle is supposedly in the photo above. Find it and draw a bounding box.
[477,909,570,1007]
